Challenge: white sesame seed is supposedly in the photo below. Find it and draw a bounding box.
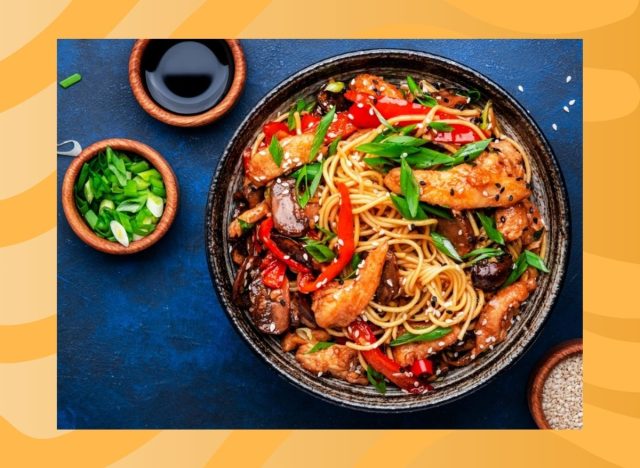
[517,85,524,92]
[563,106,570,113]
[552,123,558,131]
[566,75,572,83]
[569,99,576,106]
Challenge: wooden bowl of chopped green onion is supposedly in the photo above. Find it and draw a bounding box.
[61,138,178,254]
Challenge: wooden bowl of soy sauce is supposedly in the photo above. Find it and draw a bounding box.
[129,39,246,127]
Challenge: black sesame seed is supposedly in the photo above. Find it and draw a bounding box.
[279,299,286,306]
[533,217,538,224]
[508,195,513,201]
[495,194,500,201]
[420,180,426,186]
[495,183,501,188]
[500,216,506,223]
[500,187,505,193]
[516,177,523,181]
[450,188,454,196]
[430,296,437,307]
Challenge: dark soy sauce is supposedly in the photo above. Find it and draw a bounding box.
[141,40,234,115]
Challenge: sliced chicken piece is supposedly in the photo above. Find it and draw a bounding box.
[391,326,461,368]
[435,212,475,255]
[281,329,331,352]
[433,89,470,109]
[296,343,368,384]
[384,140,530,210]
[520,199,544,246]
[311,242,388,328]
[495,202,528,242]
[495,199,544,245]
[228,201,269,238]
[245,133,324,187]
[472,271,537,358]
[349,73,404,99]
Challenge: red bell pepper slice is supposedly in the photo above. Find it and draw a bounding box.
[411,358,434,377]
[301,112,357,141]
[300,114,320,132]
[347,319,432,394]
[263,121,292,143]
[347,101,380,129]
[257,217,310,274]
[259,253,287,289]
[344,90,376,104]
[433,123,480,144]
[375,96,430,120]
[298,182,354,293]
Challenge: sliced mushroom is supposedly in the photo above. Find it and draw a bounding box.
[271,178,308,237]
[471,255,514,292]
[435,213,475,256]
[247,276,290,335]
[316,87,350,115]
[375,251,401,304]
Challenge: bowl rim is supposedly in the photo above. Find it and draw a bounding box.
[205,48,572,412]
[528,338,583,429]
[128,39,247,127]
[61,137,179,255]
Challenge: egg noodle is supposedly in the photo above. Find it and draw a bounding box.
[249,94,545,369]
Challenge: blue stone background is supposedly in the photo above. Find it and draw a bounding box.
[57,39,582,429]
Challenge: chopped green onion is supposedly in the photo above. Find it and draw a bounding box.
[325,81,345,93]
[390,194,427,221]
[523,250,549,273]
[390,327,451,347]
[328,136,342,156]
[342,252,362,279]
[442,139,492,168]
[110,220,129,247]
[430,231,462,262]
[476,211,504,245]
[366,366,387,394]
[503,250,549,287]
[400,158,419,218]
[238,219,254,233]
[420,203,452,220]
[406,75,438,107]
[84,210,98,229]
[383,135,427,146]
[309,106,335,162]
[306,341,335,354]
[268,135,284,167]
[428,121,454,132]
[59,73,82,89]
[146,192,164,217]
[304,243,335,263]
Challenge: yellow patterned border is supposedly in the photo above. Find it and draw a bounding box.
[1,0,638,466]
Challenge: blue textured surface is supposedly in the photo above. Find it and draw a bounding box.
[57,39,582,429]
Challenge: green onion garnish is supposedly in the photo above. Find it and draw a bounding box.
[59,73,82,89]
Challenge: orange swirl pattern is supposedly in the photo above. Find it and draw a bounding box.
[1,0,638,466]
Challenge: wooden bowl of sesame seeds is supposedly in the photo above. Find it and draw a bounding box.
[528,339,583,429]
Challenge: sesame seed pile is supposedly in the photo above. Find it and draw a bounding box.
[542,354,583,429]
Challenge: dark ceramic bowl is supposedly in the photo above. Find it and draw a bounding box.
[205,50,570,412]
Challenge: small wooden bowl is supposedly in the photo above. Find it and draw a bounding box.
[61,138,179,254]
[128,39,246,127]
[528,338,583,429]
